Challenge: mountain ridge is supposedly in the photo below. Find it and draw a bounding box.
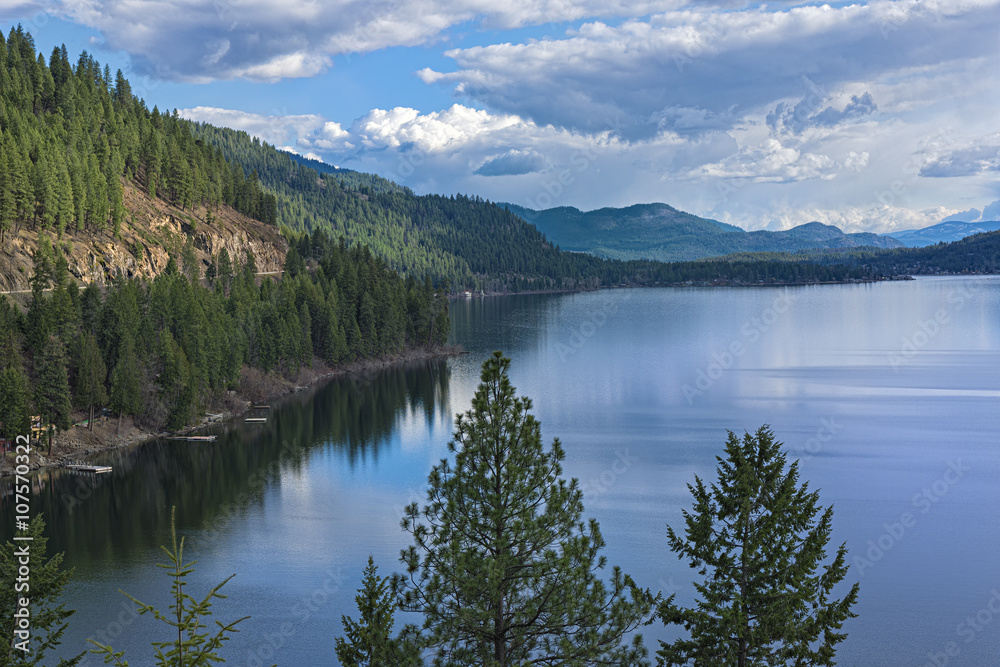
[503,203,901,262]
[884,220,1000,247]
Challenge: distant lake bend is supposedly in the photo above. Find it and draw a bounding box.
[8,275,1000,666]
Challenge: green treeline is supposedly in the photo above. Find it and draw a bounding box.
[824,230,1000,275]
[0,24,276,244]
[0,229,448,441]
[719,230,1000,276]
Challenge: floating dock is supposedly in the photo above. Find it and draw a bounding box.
[245,417,267,423]
[169,435,218,442]
[65,463,112,474]
[251,405,270,410]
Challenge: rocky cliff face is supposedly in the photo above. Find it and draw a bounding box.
[0,182,286,294]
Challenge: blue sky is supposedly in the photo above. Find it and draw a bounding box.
[2,0,999,233]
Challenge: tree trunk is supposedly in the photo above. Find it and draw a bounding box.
[495,600,505,667]
[739,516,749,667]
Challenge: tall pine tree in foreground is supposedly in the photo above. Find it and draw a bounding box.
[0,514,83,666]
[657,426,859,667]
[395,351,655,666]
[336,556,421,667]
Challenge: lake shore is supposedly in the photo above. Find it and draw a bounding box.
[456,274,914,299]
[0,343,465,478]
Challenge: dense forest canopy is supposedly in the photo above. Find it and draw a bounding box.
[0,228,449,439]
[0,25,277,244]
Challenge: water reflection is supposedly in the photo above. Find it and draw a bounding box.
[0,358,451,570]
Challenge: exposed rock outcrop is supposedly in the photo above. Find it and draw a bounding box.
[0,181,286,294]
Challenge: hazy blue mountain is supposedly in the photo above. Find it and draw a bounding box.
[503,203,902,262]
[885,220,1000,247]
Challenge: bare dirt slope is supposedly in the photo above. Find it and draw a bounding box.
[0,181,287,294]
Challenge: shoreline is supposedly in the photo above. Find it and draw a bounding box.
[0,344,465,479]
[451,274,914,300]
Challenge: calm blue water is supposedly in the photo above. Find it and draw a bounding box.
[6,276,1000,666]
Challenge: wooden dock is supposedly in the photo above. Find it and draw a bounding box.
[65,463,112,474]
[245,417,267,423]
[169,435,218,442]
[251,404,270,410]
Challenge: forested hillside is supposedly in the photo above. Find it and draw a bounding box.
[190,122,602,290]
[0,25,277,243]
[0,25,449,439]
[0,228,448,443]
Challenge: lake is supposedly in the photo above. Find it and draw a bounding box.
[5,276,1000,666]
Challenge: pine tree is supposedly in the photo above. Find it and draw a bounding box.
[158,329,195,430]
[217,247,233,294]
[110,335,143,432]
[657,426,859,667]
[79,282,102,337]
[31,150,56,230]
[395,351,655,666]
[53,154,74,234]
[298,301,312,368]
[181,237,200,283]
[336,556,420,667]
[242,248,257,284]
[205,257,217,285]
[48,253,78,345]
[74,331,108,430]
[284,244,304,277]
[0,364,32,442]
[0,514,84,666]
[0,133,16,244]
[33,334,73,453]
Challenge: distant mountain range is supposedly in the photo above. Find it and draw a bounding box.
[884,220,1000,247]
[503,203,902,262]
